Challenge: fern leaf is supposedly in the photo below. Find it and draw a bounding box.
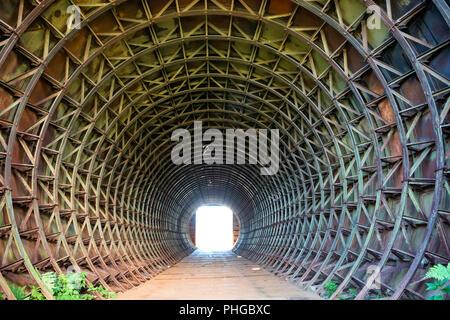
[41,272,57,295]
[425,264,450,281]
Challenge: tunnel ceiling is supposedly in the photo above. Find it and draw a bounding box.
[0,0,448,300]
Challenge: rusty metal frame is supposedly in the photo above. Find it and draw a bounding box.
[0,0,447,300]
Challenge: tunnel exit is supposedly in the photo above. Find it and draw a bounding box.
[195,205,233,251]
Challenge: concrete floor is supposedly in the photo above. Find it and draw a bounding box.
[116,250,321,300]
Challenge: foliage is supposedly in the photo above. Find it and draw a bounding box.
[53,288,95,301]
[28,284,46,300]
[41,271,58,295]
[425,264,450,281]
[4,269,115,300]
[55,272,95,300]
[424,264,450,300]
[56,272,87,292]
[348,288,356,298]
[62,272,87,291]
[26,270,114,300]
[38,271,94,300]
[324,280,338,298]
[338,288,357,300]
[376,293,387,299]
[88,284,117,299]
[8,283,27,300]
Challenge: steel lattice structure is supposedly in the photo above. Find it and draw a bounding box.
[0,0,448,300]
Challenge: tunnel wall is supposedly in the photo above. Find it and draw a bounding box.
[0,0,448,300]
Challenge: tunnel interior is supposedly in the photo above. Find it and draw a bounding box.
[0,0,449,300]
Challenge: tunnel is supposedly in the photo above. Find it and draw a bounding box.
[0,0,448,301]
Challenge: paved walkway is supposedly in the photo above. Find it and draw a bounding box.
[115,250,321,300]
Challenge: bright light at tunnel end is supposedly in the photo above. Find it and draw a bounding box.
[195,205,233,251]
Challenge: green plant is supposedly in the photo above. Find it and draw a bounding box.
[41,271,58,295]
[324,280,338,298]
[425,264,450,281]
[47,271,94,300]
[376,293,387,299]
[62,272,87,291]
[338,288,357,300]
[349,288,357,297]
[27,270,114,300]
[8,283,27,300]
[28,284,46,300]
[88,284,117,299]
[424,264,450,300]
[0,292,3,300]
[5,270,116,300]
[54,288,95,300]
